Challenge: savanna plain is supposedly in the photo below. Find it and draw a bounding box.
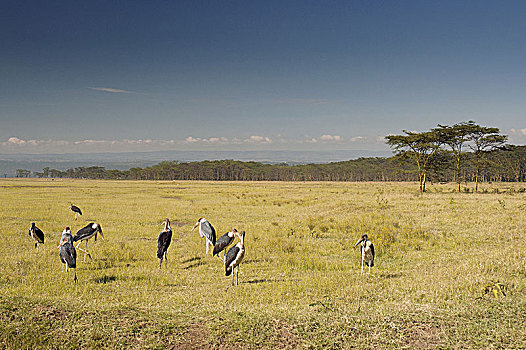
[0,179,525,349]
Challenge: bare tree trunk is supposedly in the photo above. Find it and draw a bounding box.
[456,156,461,192]
[475,167,479,192]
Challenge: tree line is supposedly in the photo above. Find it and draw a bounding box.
[19,122,524,187]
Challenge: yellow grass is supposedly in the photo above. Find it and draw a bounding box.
[0,179,525,349]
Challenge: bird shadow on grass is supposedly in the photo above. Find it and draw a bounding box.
[377,272,403,279]
[183,258,206,270]
[94,275,117,284]
[243,258,268,264]
[242,277,289,285]
[243,279,272,285]
[181,257,201,264]
[183,262,206,270]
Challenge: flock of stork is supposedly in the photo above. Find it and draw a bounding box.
[27,204,248,286]
[28,204,374,286]
[159,217,246,285]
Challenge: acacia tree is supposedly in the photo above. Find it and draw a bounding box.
[433,121,478,192]
[15,169,31,178]
[468,126,507,191]
[386,130,442,192]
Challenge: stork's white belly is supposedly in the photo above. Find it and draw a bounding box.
[363,247,373,262]
[229,247,245,269]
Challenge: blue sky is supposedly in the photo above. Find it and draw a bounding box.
[1,1,526,154]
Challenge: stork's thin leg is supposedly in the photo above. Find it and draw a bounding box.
[361,259,364,276]
[206,240,209,255]
[66,266,69,279]
[232,270,235,286]
[165,252,168,268]
[75,241,84,253]
[236,266,239,285]
[368,264,371,275]
[76,241,92,260]
[84,241,92,261]
[73,269,78,283]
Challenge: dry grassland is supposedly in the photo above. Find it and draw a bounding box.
[0,179,525,349]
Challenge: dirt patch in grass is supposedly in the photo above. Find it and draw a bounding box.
[273,319,300,349]
[33,305,71,322]
[400,322,446,349]
[173,324,212,350]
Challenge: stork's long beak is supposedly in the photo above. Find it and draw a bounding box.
[98,228,104,240]
[58,238,68,248]
[354,239,363,247]
[192,223,199,231]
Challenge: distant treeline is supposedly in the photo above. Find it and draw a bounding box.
[24,145,526,183]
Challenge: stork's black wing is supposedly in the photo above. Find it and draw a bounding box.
[157,229,172,259]
[369,242,374,267]
[60,242,77,268]
[33,226,45,244]
[71,205,82,215]
[225,245,240,276]
[73,223,95,242]
[213,232,234,256]
[201,220,216,246]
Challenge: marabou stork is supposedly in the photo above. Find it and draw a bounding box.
[192,218,216,255]
[213,229,237,261]
[69,204,82,220]
[354,234,374,275]
[28,222,44,252]
[157,218,172,268]
[72,223,104,262]
[225,230,245,286]
[58,227,77,282]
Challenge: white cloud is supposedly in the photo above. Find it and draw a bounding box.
[510,128,526,135]
[508,128,526,145]
[185,137,201,143]
[2,137,69,147]
[244,135,272,143]
[0,133,394,154]
[319,134,342,141]
[7,137,26,145]
[88,87,135,94]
